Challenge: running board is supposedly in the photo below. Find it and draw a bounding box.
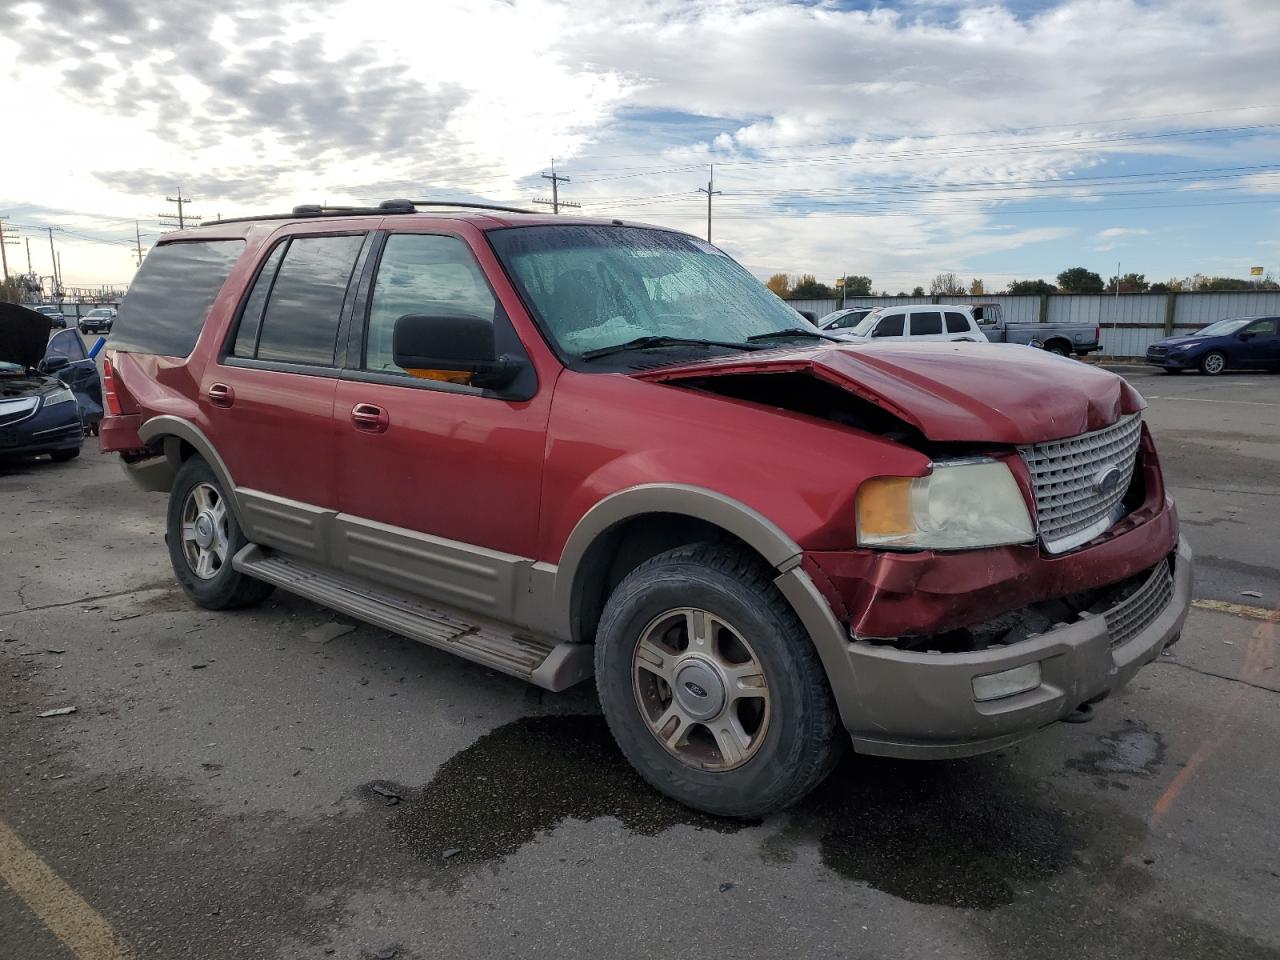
[233,545,593,692]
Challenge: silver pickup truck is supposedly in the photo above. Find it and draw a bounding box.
[971,303,1101,357]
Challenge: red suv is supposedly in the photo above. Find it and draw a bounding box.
[101,201,1191,816]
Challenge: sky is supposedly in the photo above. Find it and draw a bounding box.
[1,0,1278,295]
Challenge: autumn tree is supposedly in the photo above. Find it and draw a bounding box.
[1056,267,1104,293]
[766,273,791,298]
[1105,272,1149,294]
[929,272,965,296]
[968,278,985,295]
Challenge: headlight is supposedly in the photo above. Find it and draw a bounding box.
[856,459,1035,550]
[43,387,75,407]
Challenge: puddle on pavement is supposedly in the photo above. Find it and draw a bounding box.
[369,714,741,864]
[372,713,1150,911]
[1067,722,1166,786]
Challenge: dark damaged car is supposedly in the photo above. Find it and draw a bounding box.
[100,207,1192,816]
[0,302,85,461]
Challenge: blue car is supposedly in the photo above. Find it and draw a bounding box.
[1146,316,1280,375]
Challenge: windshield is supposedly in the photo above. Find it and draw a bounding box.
[1194,318,1251,337]
[845,309,883,337]
[88,309,111,317]
[488,225,818,360]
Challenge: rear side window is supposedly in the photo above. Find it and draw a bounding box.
[873,313,905,337]
[250,235,365,366]
[110,240,245,357]
[945,312,970,333]
[231,243,287,358]
[910,311,942,336]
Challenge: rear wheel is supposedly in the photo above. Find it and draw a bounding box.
[594,543,841,818]
[1200,351,1227,376]
[166,456,273,610]
[1045,340,1073,357]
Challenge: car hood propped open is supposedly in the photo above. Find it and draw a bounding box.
[0,302,53,370]
[634,341,1145,444]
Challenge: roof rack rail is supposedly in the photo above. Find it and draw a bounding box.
[204,198,538,227]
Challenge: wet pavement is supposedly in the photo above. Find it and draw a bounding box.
[2,371,1279,959]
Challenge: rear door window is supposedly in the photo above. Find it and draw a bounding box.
[47,330,87,361]
[873,313,905,337]
[110,240,245,357]
[250,235,365,367]
[231,243,288,358]
[945,311,970,333]
[910,311,942,336]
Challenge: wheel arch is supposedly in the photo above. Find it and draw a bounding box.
[1043,336,1073,355]
[555,485,804,646]
[137,415,244,525]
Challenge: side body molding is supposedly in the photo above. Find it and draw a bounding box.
[137,415,244,525]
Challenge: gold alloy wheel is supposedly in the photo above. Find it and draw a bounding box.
[180,482,230,580]
[631,607,771,771]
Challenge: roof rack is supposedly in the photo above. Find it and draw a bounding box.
[204,198,539,226]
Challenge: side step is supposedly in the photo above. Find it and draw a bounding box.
[233,545,593,692]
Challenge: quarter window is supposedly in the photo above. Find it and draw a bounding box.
[364,234,497,376]
[46,330,86,361]
[910,311,943,336]
[251,234,365,366]
[873,313,905,337]
[945,311,970,333]
[232,243,287,358]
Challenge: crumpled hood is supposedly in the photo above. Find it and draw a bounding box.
[635,341,1146,444]
[0,302,52,370]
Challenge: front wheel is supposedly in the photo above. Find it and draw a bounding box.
[1199,351,1227,376]
[1045,341,1073,357]
[594,543,841,818]
[166,456,274,610]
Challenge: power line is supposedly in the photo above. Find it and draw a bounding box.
[533,159,580,215]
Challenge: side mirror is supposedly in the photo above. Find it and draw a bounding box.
[39,356,72,374]
[392,313,521,390]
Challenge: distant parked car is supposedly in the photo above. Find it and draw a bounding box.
[1145,316,1280,375]
[817,307,874,335]
[31,305,67,329]
[79,307,116,335]
[827,305,989,344]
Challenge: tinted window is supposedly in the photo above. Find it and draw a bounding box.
[111,240,244,356]
[254,235,365,366]
[232,243,287,357]
[831,310,870,330]
[1247,317,1277,336]
[873,313,905,337]
[911,311,942,336]
[945,311,970,333]
[47,330,86,360]
[365,234,497,375]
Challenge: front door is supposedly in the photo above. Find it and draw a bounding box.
[332,230,550,622]
[202,231,370,562]
[1237,317,1280,368]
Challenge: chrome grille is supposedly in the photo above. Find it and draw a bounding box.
[1018,413,1143,554]
[1105,560,1173,648]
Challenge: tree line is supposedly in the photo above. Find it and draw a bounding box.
[768,268,1279,299]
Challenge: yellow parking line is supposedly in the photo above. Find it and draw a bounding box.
[0,817,136,960]
[1192,598,1279,622]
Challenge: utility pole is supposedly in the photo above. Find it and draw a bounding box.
[25,237,33,274]
[533,159,579,215]
[134,220,147,267]
[47,227,58,291]
[0,217,18,282]
[696,164,722,243]
[159,187,201,231]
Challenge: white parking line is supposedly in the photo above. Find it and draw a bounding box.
[1145,395,1279,407]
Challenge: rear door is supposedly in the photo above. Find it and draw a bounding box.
[331,228,550,622]
[944,310,982,342]
[906,309,946,342]
[1239,317,1280,368]
[205,230,371,561]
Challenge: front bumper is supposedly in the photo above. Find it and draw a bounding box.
[0,407,83,456]
[1145,351,1192,369]
[837,538,1191,758]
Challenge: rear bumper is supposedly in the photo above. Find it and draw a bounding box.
[836,537,1191,758]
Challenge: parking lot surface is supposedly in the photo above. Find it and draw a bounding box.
[2,367,1278,960]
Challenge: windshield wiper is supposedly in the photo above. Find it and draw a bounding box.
[580,335,763,361]
[746,328,843,343]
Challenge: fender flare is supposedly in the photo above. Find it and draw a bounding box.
[137,415,244,525]
[554,483,804,633]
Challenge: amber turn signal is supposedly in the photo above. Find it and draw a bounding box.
[855,475,915,539]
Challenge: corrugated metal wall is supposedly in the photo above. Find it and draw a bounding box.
[785,290,1280,356]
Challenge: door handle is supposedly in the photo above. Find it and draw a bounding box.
[207,383,235,408]
[351,402,389,433]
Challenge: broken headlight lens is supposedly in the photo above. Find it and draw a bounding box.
[42,387,75,407]
[856,459,1035,550]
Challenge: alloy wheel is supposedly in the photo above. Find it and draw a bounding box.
[631,607,770,771]
[180,482,230,580]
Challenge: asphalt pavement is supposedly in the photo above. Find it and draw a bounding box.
[1,367,1278,960]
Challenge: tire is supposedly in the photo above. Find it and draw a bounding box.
[50,447,80,462]
[166,456,274,610]
[1045,340,1072,357]
[1199,351,1227,376]
[594,542,841,818]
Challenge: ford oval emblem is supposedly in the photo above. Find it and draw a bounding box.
[684,681,709,698]
[1093,465,1124,496]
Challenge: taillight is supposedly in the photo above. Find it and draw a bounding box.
[1095,325,1101,344]
[103,356,122,417]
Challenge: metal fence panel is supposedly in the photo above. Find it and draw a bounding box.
[1175,291,1280,326]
